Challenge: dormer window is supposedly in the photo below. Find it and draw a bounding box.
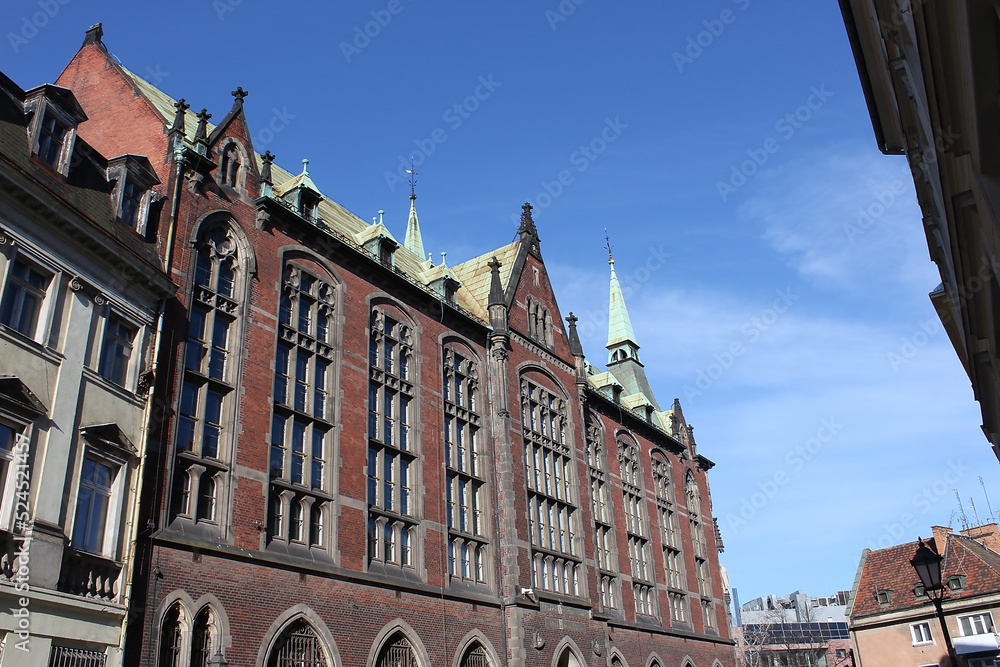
[107,155,160,235]
[302,198,317,222]
[37,113,67,168]
[24,84,87,176]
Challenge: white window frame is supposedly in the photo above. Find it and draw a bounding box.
[0,245,59,344]
[910,621,934,645]
[25,98,79,175]
[959,611,995,636]
[69,445,128,559]
[93,309,139,389]
[0,418,31,533]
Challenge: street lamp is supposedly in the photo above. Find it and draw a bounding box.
[910,538,958,666]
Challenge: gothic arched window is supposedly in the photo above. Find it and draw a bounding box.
[158,603,184,667]
[444,345,488,584]
[268,621,327,667]
[172,220,248,533]
[268,261,338,551]
[375,635,417,667]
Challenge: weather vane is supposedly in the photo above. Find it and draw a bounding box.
[405,157,418,197]
[604,228,614,261]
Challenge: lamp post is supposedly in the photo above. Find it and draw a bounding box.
[911,538,958,667]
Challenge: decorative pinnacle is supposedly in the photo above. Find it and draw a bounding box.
[169,98,190,134]
[260,150,275,185]
[302,158,309,174]
[194,109,211,143]
[231,86,248,102]
[605,228,614,263]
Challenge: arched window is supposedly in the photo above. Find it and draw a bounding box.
[653,452,683,595]
[375,634,417,667]
[618,434,654,616]
[586,412,617,611]
[522,377,578,595]
[444,345,488,584]
[172,219,248,531]
[190,607,214,667]
[685,469,710,622]
[158,604,184,667]
[367,306,417,568]
[268,261,338,550]
[460,643,490,667]
[555,647,582,667]
[269,620,327,667]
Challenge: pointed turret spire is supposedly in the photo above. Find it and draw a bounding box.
[604,234,660,411]
[607,255,637,352]
[404,194,426,260]
[517,203,542,258]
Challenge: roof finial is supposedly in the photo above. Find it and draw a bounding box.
[406,157,418,199]
[605,228,615,263]
[231,86,248,102]
[301,158,309,175]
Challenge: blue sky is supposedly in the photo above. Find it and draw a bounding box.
[5,0,999,609]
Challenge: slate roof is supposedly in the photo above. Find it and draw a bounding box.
[851,532,1000,621]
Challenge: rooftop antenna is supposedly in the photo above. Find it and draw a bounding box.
[948,510,956,529]
[604,228,614,261]
[405,157,418,198]
[981,476,997,522]
[971,497,982,527]
[956,489,970,529]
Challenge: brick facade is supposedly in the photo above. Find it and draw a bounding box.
[44,25,734,667]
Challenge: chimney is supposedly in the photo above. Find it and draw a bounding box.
[962,522,1000,553]
[930,525,953,552]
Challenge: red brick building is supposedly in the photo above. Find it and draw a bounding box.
[49,24,733,667]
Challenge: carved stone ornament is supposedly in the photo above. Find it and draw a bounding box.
[592,639,602,656]
[491,346,508,362]
[203,225,237,260]
[185,169,204,194]
[255,207,271,230]
[532,631,544,649]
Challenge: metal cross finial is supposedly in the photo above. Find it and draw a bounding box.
[405,157,418,197]
[231,86,248,101]
[604,228,614,261]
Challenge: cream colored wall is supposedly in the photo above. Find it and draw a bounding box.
[854,622,947,667]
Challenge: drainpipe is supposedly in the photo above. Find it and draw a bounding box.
[117,143,185,666]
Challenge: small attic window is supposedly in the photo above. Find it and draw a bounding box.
[948,574,966,591]
[24,84,87,176]
[107,155,160,235]
[37,113,67,168]
[913,582,926,598]
[876,589,893,605]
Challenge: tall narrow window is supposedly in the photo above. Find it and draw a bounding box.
[444,346,488,584]
[191,608,215,667]
[73,454,117,554]
[171,222,245,530]
[523,379,578,596]
[267,263,336,550]
[367,307,416,568]
[1,258,51,338]
[158,604,183,667]
[99,314,136,387]
[586,413,617,610]
[654,452,684,599]
[37,112,67,168]
[619,435,654,617]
